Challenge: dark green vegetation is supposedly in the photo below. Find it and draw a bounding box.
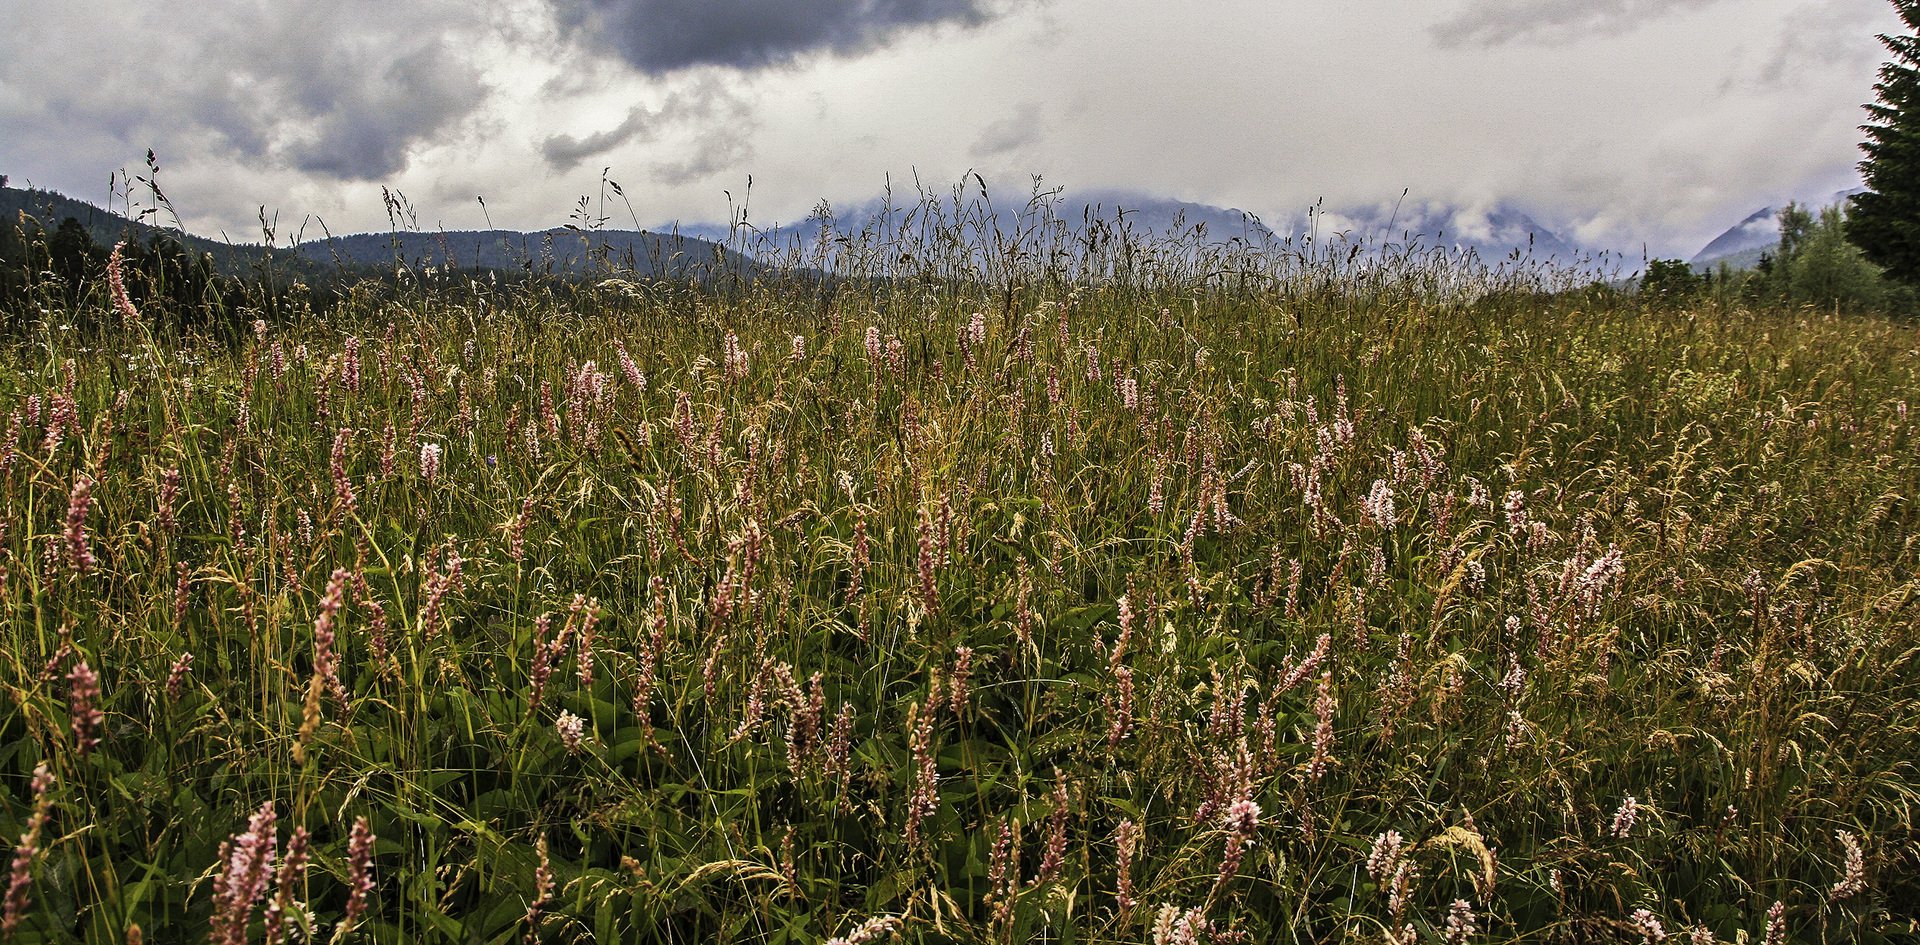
[0,186,1914,945]
[1850,0,1920,285]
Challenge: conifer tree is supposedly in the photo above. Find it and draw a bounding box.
[1849,1,1920,284]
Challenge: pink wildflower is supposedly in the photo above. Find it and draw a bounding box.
[107,242,140,322]
[1,765,54,937]
[67,661,104,754]
[64,475,95,575]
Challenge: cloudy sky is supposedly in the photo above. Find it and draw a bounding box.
[0,0,1900,256]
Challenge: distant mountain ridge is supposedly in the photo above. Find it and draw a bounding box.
[295,229,754,278]
[660,189,1595,268]
[658,189,1281,252]
[1303,200,1587,264]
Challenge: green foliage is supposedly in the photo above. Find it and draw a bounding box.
[1757,202,1908,312]
[1849,0,1920,284]
[1639,258,1703,305]
[45,217,105,308]
[0,211,309,335]
[0,211,28,315]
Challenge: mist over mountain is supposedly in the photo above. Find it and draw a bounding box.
[658,188,1600,269]
[656,188,1279,252]
[1303,200,1588,264]
[1691,206,1781,270]
[1690,188,1863,270]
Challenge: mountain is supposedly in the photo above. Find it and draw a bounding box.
[660,189,1591,267]
[1690,188,1863,270]
[1302,200,1587,264]
[660,188,1279,255]
[1690,205,1778,269]
[294,229,756,279]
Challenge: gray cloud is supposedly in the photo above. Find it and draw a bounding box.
[281,38,488,178]
[1432,0,1727,47]
[1749,0,1887,87]
[543,108,660,170]
[0,2,490,182]
[973,104,1043,157]
[547,0,1010,73]
[649,89,759,184]
[541,78,759,179]
[652,127,756,185]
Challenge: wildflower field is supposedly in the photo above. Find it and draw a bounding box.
[0,218,1916,944]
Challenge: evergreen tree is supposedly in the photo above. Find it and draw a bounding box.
[0,212,28,316]
[1849,1,1920,284]
[46,216,102,307]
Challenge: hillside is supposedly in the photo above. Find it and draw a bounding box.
[0,183,314,280]
[1,184,752,284]
[295,228,758,280]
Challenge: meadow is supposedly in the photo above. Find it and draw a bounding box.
[0,201,1915,944]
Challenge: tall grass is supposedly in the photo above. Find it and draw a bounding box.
[0,195,1914,944]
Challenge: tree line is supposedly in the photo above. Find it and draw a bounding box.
[0,211,275,333]
[1640,201,1913,312]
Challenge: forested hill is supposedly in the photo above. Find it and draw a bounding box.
[294,229,757,280]
[0,183,310,280]
[1,183,753,282]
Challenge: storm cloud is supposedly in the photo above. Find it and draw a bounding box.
[0,0,1901,257]
[542,108,662,170]
[279,38,489,180]
[546,0,1011,73]
[0,1,491,183]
